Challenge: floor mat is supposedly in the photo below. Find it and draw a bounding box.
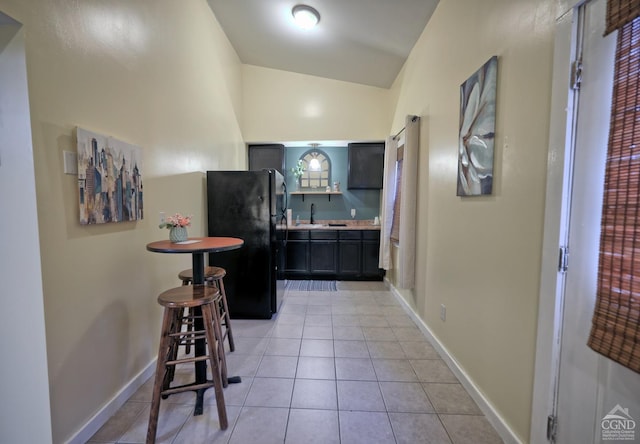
[285,280,337,291]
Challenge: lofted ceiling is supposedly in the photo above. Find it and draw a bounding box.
[207,0,439,89]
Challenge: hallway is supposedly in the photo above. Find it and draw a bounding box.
[88,282,503,443]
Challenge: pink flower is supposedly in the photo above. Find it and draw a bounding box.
[160,213,192,229]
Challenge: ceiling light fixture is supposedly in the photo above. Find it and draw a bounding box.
[309,156,321,171]
[308,143,322,171]
[292,4,320,30]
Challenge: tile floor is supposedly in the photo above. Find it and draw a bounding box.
[88,281,503,444]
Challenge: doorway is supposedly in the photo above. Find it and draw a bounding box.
[534,1,640,442]
[0,12,52,443]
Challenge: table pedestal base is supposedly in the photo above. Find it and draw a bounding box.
[191,377,241,416]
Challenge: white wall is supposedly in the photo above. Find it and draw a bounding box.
[242,65,392,143]
[0,0,244,441]
[0,21,53,443]
[388,0,557,440]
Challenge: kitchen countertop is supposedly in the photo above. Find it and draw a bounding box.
[278,220,381,231]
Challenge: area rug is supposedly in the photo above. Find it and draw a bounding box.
[285,280,337,291]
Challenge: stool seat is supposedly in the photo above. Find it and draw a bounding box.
[158,285,217,308]
[178,266,226,284]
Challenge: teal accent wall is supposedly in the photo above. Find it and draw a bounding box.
[285,146,381,221]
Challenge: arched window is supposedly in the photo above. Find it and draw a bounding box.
[299,149,331,189]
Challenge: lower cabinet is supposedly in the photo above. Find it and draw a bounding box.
[284,231,309,276]
[283,229,383,280]
[310,230,338,275]
[310,242,338,274]
[338,230,362,278]
[362,231,382,277]
[338,241,361,276]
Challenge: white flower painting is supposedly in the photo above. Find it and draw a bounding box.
[457,56,497,196]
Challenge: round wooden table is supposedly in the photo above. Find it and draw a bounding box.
[147,237,244,284]
[146,236,244,415]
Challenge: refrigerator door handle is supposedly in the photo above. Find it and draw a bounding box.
[283,181,288,215]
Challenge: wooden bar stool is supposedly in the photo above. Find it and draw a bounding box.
[179,266,235,353]
[147,285,227,444]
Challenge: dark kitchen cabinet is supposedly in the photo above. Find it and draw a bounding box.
[338,241,361,276]
[310,242,338,274]
[310,230,338,275]
[248,144,285,175]
[347,142,385,189]
[283,229,383,280]
[362,231,382,277]
[285,230,309,275]
[338,231,361,277]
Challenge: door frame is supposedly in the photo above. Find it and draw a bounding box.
[0,12,53,444]
[531,1,593,442]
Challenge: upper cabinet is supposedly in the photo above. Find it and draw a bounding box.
[347,142,385,189]
[248,144,285,175]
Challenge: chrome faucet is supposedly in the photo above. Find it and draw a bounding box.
[310,203,316,224]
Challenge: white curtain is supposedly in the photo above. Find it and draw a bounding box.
[398,115,420,289]
[379,115,420,289]
[379,136,397,270]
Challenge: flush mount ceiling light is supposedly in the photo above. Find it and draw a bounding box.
[292,4,320,30]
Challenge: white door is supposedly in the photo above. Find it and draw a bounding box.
[556,0,640,442]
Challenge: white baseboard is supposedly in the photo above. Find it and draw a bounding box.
[65,359,156,444]
[385,279,523,444]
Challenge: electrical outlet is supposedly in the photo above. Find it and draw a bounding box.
[159,211,165,225]
[440,304,446,321]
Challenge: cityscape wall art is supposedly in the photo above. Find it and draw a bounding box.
[77,127,143,224]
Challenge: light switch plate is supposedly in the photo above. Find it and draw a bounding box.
[63,151,78,175]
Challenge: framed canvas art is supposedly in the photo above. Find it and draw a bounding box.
[457,56,498,196]
[77,127,143,224]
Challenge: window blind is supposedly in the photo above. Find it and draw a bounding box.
[605,0,640,35]
[390,146,404,243]
[587,16,640,374]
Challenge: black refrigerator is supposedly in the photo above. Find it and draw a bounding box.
[206,170,287,319]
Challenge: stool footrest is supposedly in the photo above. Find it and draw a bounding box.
[161,381,215,397]
[166,354,211,366]
[169,331,207,340]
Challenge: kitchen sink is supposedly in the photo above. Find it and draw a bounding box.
[294,223,327,228]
